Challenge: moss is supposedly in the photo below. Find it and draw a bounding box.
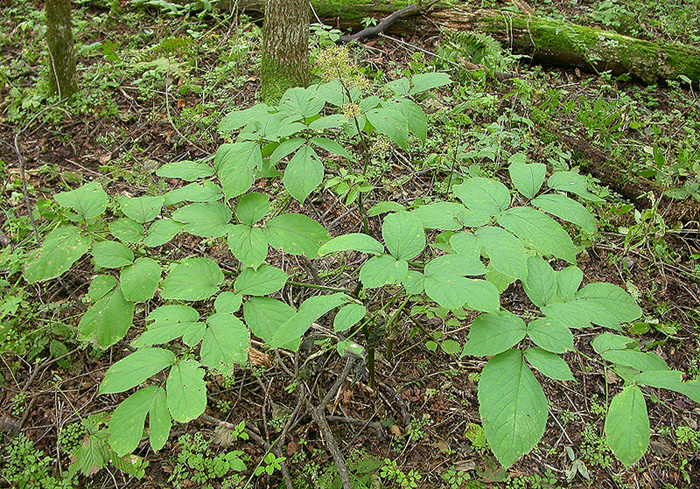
[260,58,309,103]
[475,13,700,84]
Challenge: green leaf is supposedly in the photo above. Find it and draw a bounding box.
[395,98,427,142]
[100,348,176,394]
[543,284,642,331]
[236,192,270,226]
[475,226,528,280]
[366,108,408,150]
[498,207,577,264]
[462,312,526,357]
[508,160,546,199]
[591,334,668,372]
[132,305,202,348]
[368,202,405,216]
[334,303,367,332]
[548,171,604,203]
[234,265,288,296]
[450,231,482,261]
[215,142,261,199]
[556,266,583,302]
[79,288,135,348]
[201,314,249,369]
[55,182,108,221]
[172,202,232,238]
[479,349,548,469]
[160,258,223,301]
[219,103,271,132]
[283,145,324,204]
[109,218,145,244]
[279,86,326,118]
[214,292,243,314]
[144,219,182,247]
[308,114,346,130]
[148,387,171,452]
[359,254,408,289]
[634,370,700,404]
[270,138,305,165]
[120,258,161,302]
[531,194,597,233]
[92,241,134,269]
[385,78,410,95]
[243,298,296,347]
[411,202,468,231]
[265,214,330,258]
[167,360,207,423]
[88,274,118,301]
[485,265,516,293]
[156,160,214,181]
[108,386,159,456]
[119,196,164,224]
[268,293,350,349]
[310,137,352,159]
[605,385,649,466]
[527,318,574,354]
[382,211,426,261]
[424,259,497,312]
[163,181,223,205]
[402,270,425,295]
[440,339,462,355]
[454,177,510,217]
[409,72,452,95]
[523,256,557,308]
[317,233,384,256]
[227,225,268,268]
[524,348,574,381]
[24,226,90,282]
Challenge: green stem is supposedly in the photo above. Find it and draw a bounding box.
[385,295,411,363]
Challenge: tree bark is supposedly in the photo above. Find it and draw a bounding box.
[240,0,700,85]
[45,0,79,98]
[261,0,311,102]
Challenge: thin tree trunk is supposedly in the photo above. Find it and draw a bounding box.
[261,0,311,102]
[45,0,79,98]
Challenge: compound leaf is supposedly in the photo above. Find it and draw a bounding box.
[120,258,161,302]
[234,265,288,296]
[479,349,548,469]
[462,312,527,357]
[55,182,108,222]
[160,258,223,301]
[119,196,164,224]
[24,226,90,282]
[167,360,207,423]
[100,348,176,394]
[266,214,329,258]
[498,207,577,264]
[201,314,249,369]
[605,385,649,466]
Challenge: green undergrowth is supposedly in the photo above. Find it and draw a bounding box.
[2,2,700,488]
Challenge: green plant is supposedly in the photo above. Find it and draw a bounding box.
[2,434,74,488]
[169,431,247,488]
[380,459,422,489]
[254,452,286,477]
[20,72,700,477]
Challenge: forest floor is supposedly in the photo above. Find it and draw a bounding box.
[1,0,700,488]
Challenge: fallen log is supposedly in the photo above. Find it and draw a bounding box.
[234,0,700,85]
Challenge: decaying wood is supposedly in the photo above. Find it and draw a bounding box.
[234,1,700,85]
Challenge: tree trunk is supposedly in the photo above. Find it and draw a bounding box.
[261,0,311,102]
[240,0,700,85]
[45,0,79,98]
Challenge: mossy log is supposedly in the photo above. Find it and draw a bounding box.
[234,0,700,85]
